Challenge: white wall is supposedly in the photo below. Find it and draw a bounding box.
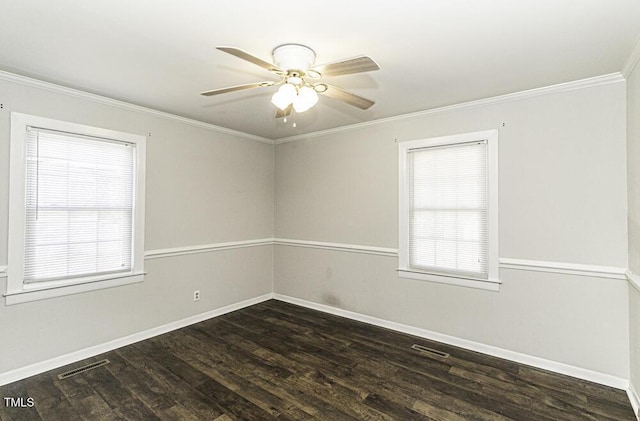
[627,51,640,409]
[0,75,274,374]
[274,81,630,380]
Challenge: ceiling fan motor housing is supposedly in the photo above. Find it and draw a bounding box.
[272,44,316,72]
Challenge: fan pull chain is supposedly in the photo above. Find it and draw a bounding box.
[283,112,297,127]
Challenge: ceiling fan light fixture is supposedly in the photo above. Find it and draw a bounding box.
[293,86,318,113]
[204,45,379,120]
[271,83,297,110]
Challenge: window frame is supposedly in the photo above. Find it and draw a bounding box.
[5,113,147,305]
[398,129,499,291]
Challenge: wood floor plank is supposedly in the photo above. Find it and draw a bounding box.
[287,371,390,420]
[47,361,122,421]
[23,373,82,421]
[167,340,313,419]
[447,366,594,419]
[114,345,226,420]
[79,358,162,421]
[0,377,43,421]
[0,299,635,420]
[103,352,201,421]
[518,365,631,406]
[195,377,282,421]
[257,300,635,420]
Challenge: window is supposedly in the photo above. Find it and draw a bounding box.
[398,130,499,291]
[5,113,146,304]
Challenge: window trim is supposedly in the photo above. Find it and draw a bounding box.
[398,129,499,291]
[5,113,146,305]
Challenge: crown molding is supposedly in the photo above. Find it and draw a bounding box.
[1,69,625,146]
[623,37,640,79]
[0,70,273,145]
[274,73,625,144]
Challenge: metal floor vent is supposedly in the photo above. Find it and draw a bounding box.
[57,359,110,380]
[411,344,450,359]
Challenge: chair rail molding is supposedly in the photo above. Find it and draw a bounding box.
[499,258,627,280]
[144,238,274,260]
[273,238,398,257]
[627,270,640,292]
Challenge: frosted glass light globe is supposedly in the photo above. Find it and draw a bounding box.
[293,86,318,113]
[271,83,297,110]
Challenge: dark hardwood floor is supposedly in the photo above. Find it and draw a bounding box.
[0,299,635,420]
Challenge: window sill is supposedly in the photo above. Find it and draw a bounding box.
[3,272,145,305]
[397,269,500,291]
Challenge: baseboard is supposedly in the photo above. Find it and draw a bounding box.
[272,293,628,390]
[629,381,640,421]
[0,293,274,386]
[1,291,632,404]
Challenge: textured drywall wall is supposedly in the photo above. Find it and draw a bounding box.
[274,81,629,378]
[0,76,274,373]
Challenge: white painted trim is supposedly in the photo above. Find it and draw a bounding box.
[0,266,6,278]
[398,269,500,292]
[623,37,640,79]
[274,73,624,144]
[627,270,640,292]
[273,239,631,282]
[4,273,145,305]
[145,238,274,260]
[499,258,628,280]
[0,293,274,387]
[273,238,398,257]
[142,237,638,289]
[6,113,147,306]
[0,70,273,145]
[629,381,640,421]
[398,130,499,291]
[272,293,629,390]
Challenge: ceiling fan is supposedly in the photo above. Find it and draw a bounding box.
[200,44,380,119]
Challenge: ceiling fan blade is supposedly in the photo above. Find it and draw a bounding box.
[275,104,293,119]
[217,47,284,75]
[318,84,375,109]
[200,81,275,96]
[310,56,379,78]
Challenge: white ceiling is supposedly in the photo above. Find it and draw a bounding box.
[1,0,639,140]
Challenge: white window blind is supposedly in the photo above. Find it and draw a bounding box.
[407,140,488,279]
[23,127,135,283]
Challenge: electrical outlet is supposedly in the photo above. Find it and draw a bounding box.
[193,290,200,301]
